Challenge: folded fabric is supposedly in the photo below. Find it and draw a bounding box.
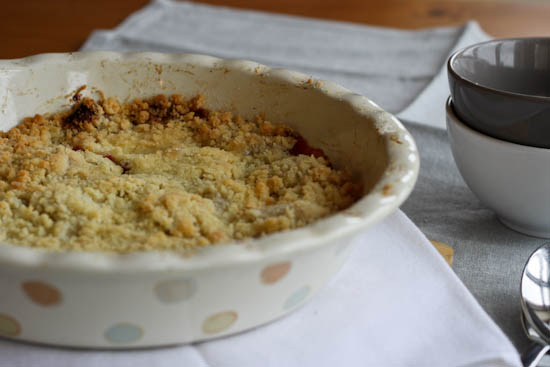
[82,0,463,115]
[1,1,521,366]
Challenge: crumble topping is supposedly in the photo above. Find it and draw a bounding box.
[0,90,361,252]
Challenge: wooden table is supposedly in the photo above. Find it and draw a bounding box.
[2,0,550,59]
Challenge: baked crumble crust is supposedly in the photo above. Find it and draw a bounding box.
[0,90,360,252]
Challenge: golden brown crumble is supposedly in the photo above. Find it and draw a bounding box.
[0,91,360,252]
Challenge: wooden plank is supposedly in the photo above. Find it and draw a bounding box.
[0,0,549,59]
[196,0,550,38]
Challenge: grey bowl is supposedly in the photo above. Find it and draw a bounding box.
[448,38,550,148]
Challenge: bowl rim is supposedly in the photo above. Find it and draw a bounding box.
[446,96,550,153]
[447,37,550,103]
[0,51,419,273]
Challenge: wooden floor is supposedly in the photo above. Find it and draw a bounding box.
[1,0,550,59]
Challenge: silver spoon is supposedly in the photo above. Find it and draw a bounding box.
[521,243,550,366]
[521,313,550,366]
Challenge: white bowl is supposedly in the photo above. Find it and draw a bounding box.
[0,52,419,348]
[446,96,550,238]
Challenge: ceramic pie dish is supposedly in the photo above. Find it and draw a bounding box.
[0,52,419,348]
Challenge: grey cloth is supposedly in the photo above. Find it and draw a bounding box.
[81,0,462,114]
[401,121,539,351]
[80,0,533,353]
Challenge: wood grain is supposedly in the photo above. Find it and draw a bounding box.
[0,0,148,59]
[1,0,549,59]
[197,0,550,38]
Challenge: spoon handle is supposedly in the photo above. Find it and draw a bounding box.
[522,343,550,367]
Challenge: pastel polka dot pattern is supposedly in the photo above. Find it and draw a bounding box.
[0,314,21,337]
[202,311,238,334]
[22,281,62,306]
[104,323,143,344]
[154,278,197,303]
[260,262,291,284]
[284,285,311,310]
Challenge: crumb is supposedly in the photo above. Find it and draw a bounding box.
[389,135,402,144]
[71,85,87,102]
[382,183,393,196]
[0,91,361,252]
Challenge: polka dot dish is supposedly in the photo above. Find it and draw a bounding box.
[0,51,418,347]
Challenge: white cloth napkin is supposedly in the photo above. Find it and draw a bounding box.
[1,1,521,366]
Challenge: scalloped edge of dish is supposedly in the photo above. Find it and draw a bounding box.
[0,51,419,272]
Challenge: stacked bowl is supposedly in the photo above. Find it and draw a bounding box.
[447,38,550,238]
